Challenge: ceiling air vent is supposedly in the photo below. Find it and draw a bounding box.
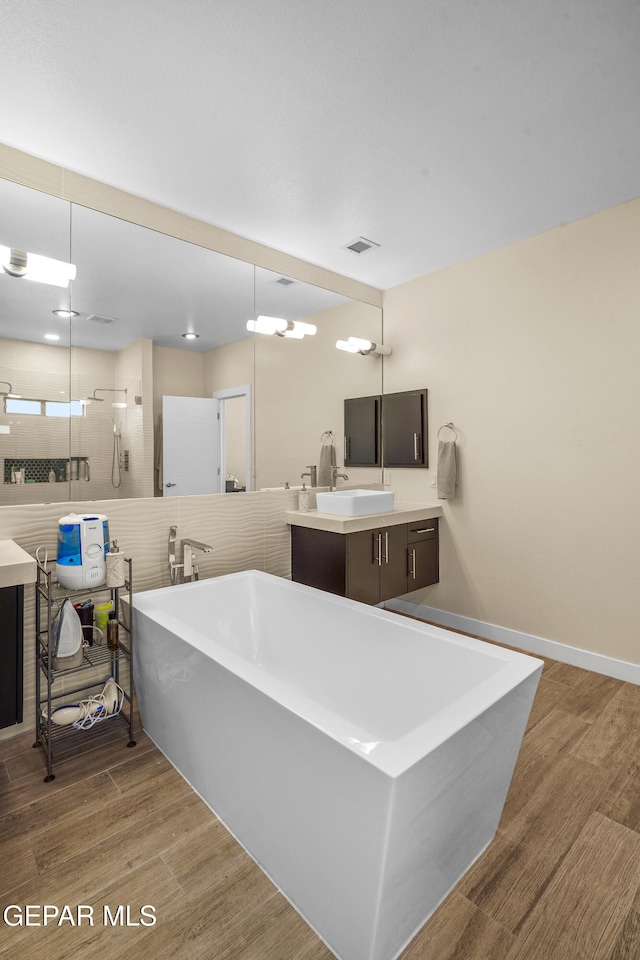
[343,237,381,255]
[87,314,117,324]
[274,276,295,286]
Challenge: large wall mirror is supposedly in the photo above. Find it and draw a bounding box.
[0,176,382,506]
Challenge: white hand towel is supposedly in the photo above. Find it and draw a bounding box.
[437,440,457,499]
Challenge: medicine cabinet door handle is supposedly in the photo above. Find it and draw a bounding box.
[165,482,176,488]
[414,432,421,461]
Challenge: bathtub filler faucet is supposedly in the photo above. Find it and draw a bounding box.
[169,526,214,584]
[301,465,317,487]
[330,466,349,491]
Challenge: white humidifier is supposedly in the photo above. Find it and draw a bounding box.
[56,513,110,589]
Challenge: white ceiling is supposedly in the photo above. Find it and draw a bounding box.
[1,0,639,291]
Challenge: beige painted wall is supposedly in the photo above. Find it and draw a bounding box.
[383,198,640,665]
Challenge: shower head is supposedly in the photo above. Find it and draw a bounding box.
[84,387,127,406]
[0,381,21,398]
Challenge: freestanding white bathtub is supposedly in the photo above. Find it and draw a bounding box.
[132,571,542,960]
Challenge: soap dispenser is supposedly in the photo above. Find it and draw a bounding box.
[298,483,310,513]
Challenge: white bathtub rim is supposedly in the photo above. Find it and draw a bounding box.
[132,571,543,778]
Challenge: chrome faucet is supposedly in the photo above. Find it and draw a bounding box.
[301,465,317,487]
[181,538,213,582]
[169,526,213,583]
[330,466,349,491]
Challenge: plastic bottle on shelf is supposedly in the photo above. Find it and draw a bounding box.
[107,611,119,651]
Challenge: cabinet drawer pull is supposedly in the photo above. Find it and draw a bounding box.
[373,532,383,566]
[413,527,435,534]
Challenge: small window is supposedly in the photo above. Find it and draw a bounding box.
[45,400,84,418]
[5,398,42,415]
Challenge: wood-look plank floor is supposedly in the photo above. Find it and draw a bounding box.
[2,638,640,960]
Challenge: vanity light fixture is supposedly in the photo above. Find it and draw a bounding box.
[336,337,392,357]
[0,246,77,288]
[246,315,317,339]
[182,332,200,340]
[52,309,79,318]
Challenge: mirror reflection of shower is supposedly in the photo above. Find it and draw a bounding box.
[112,421,122,488]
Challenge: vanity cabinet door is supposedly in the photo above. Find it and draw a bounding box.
[345,529,381,604]
[382,389,428,467]
[346,524,408,604]
[344,395,381,466]
[290,526,347,596]
[406,518,439,590]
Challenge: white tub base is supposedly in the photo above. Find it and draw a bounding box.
[132,571,542,960]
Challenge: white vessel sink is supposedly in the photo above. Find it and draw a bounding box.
[315,489,395,516]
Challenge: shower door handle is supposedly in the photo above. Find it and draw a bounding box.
[165,482,176,488]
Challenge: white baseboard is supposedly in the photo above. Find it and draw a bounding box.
[382,599,640,686]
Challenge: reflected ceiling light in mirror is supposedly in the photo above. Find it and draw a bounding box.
[44,333,61,341]
[246,315,317,339]
[52,309,79,318]
[336,336,391,356]
[0,246,77,288]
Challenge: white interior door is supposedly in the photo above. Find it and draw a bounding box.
[162,396,220,496]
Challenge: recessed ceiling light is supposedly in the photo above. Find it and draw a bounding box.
[182,332,200,340]
[44,333,60,341]
[52,309,79,318]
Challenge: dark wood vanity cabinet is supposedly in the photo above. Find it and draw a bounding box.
[344,395,381,466]
[381,389,428,467]
[291,519,439,605]
[0,584,24,728]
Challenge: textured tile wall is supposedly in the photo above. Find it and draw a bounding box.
[0,487,299,742]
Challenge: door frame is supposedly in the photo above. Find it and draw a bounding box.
[212,384,253,492]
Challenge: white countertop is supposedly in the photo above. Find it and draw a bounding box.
[0,539,37,588]
[286,502,443,534]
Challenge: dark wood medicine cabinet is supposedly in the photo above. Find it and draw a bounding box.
[344,388,428,468]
